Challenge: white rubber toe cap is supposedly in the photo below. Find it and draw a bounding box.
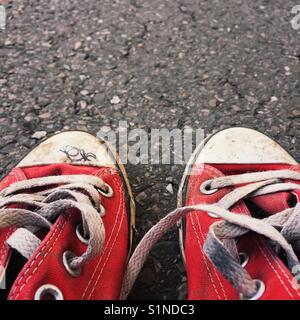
[195,127,297,164]
[17,131,116,168]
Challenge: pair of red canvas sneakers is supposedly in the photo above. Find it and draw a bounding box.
[0,127,299,300]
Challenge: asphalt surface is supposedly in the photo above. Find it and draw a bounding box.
[0,0,299,299]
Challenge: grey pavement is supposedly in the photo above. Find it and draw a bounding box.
[0,0,299,299]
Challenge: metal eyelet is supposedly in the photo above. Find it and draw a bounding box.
[76,224,89,245]
[200,180,219,217]
[62,251,82,277]
[200,180,218,195]
[240,279,265,300]
[239,252,249,268]
[97,183,114,198]
[34,284,64,300]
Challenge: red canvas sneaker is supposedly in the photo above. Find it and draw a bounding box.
[0,131,135,300]
[122,127,300,300]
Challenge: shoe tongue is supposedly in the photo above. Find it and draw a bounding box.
[247,187,300,216]
[248,191,292,216]
[0,228,45,300]
[0,250,27,300]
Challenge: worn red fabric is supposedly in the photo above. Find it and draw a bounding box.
[0,164,129,300]
[185,163,300,300]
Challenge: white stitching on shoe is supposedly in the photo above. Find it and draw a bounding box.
[191,165,228,299]
[255,239,295,299]
[86,181,124,299]
[10,218,67,299]
[190,212,222,300]
[82,168,123,299]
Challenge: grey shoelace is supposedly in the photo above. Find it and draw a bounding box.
[121,169,300,300]
[0,175,113,271]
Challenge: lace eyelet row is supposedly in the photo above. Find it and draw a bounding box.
[238,252,265,300]
[35,183,114,300]
[62,185,114,275]
[200,180,266,300]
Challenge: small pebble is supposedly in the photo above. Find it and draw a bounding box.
[208,99,217,108]
[74,41,82,50]
[78,100,87,109]
[80,90,89,96]
[31,131,47,140]
[270,96,278,102]
[110,96,121,104]
[136,191,147,206]
[166,184,174,194]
